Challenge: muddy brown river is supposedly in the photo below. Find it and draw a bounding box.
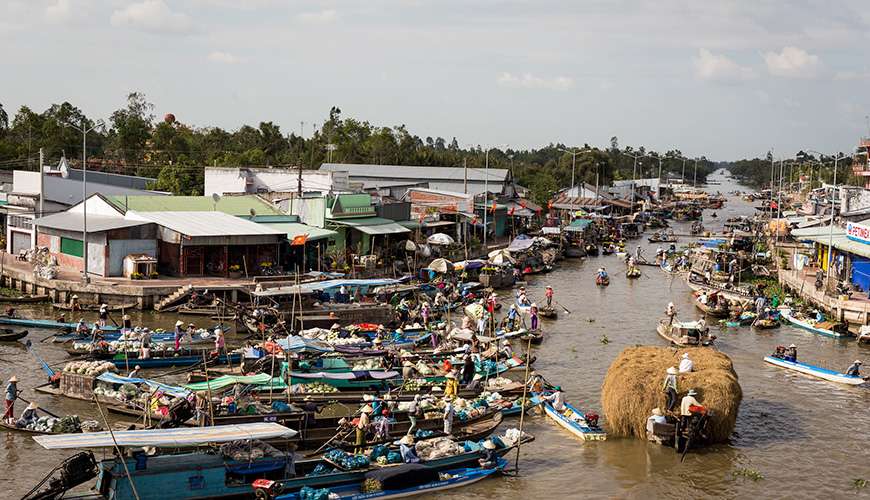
[3,170,870,499]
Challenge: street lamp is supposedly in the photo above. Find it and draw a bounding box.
[558,148,595,196]
[63,118,105,283]
[621,151,645,213]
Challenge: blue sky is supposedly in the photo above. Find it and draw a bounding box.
[3,0,870,160]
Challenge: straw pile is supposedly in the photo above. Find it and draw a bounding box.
[601,346,741,443]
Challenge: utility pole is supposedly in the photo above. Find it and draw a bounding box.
[560,148,595,196]
[64,118,104,283]
[826,153,847,291]
[681,158,686,184]
[621,151,644,213]
[37,148,43,250]
[483,150,489,250]
[693,159,698,189]
[595,162,601,201]
[778,158,784,218]
[463,158,468,194]
[297,162,303,197]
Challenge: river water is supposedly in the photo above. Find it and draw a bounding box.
[4,170,870,499]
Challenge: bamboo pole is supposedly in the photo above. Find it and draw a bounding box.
[202,350,214,426]
[94,395,141,500]
[514,334,533,473]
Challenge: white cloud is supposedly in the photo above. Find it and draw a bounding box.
[496,72,574,90]
[111,0,192,34]
[207,51,241,64]
[694,48,755,82]
[763,46,819,78]
[296,9,337,24]
[45,0,72,23]
[834,70,870,81]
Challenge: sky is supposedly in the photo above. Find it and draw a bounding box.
[3,0,870,160]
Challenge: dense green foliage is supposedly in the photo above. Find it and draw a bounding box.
[0,94,716,201]
[725,151,855,189]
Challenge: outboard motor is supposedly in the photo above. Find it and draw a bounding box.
[22,452,98,500]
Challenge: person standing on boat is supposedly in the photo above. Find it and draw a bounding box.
[754,295,766,316]
[140,328,152,360]
[98,304,108,327]
[4,376,18,423]
[680,389,702,424]
[121,314,132,334]
[679,353,694,373]
[407,394,422,435]
[545,286,554,308]
[444,371,459,399]
[214,327,225,357]
[529,303,539,331]
[420,302,431,327]
[443,399,455,435]
[785,344,797,362]
[845,360,863,377]
[355,404,372,454]
[174,320,184,351]
[666,302,677,324]
[662,367,678,411]
[507,304,519,331]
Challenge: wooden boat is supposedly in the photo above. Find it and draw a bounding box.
[686,277,754,303]
[539,306,558,319]
[105,352,241,369]
[541,399,606,441]
[595,276,610,286]
[564,245,586,258]
[626,268,642,279]
[332,411,504,451]
[779,309,852,338]
[270,460,505,500]
[656,319,714,346]
[585,245,599,256]
[647,233,677,243]
[52,302,137,312]
[763,356,867,385]
[519,329,543,345]
[0,316,121,332]
[0,419,62,435]
[0,328,28,342]
[693,296,729,318]
[752,318,780,330]
[0,294,49,303]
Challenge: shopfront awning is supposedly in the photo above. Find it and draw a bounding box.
[330,217,411,235]
[264,222,338,242]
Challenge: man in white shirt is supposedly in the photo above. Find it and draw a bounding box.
[680,389,701,417]
[646,407,666,440]
[545,386,565,411]
[678,352,694,373]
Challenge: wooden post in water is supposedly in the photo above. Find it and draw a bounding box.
[202,350,214,426]
[514,334,533,473]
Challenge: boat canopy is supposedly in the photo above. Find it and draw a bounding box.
[185,374,284,392]
[277,335,335,353]
[290,370,400,380]
[33,423,297,450]
[97,373,189,398]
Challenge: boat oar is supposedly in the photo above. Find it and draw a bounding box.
[24,340,55,378]
[554,300,571,315]
[107,312,120,328]
[14,392,61,419]
[304,424,355,458]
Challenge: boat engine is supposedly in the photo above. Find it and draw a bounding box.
[22,451,98,500]
[252,478,284,500]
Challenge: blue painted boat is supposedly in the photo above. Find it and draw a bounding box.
[0,316,121,331]
[32,423,298,500]
[272,459,505,500]
[779,308,852,338]
[763,356,867,385]
[540,398,607,441]
[107,352,241,369]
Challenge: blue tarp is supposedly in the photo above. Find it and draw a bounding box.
[96,372,190,398]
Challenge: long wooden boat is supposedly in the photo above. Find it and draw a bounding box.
[52,302,137,312]
[0,419,62,435]
[0,317,121,332]
[0,328,28,341]
[330,411,504,451]
[541,399,606,441]
[763,355,867,385]
[686,277,754,303]
[106,352,241,369]
[271,461,504,500]
[595,276,610,286]
[779,309,853,338]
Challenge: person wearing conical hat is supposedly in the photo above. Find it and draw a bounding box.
[479,439,499,468]
[17,401,39,428]
[98,304,109,327]
[121,313,132,333]
[4,376,18,423]
[399,434,420,463]
[355,404,373,453]
[174,320,184,350]
[845,360,863,377]
[646,408,666,441]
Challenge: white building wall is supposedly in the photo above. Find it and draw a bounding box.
[205,167,349,196]
[13,171,40,194]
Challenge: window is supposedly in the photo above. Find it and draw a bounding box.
[60,237,83,257]
[9,216,32,230]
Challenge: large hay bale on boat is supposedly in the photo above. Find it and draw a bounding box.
[601,346,741,443]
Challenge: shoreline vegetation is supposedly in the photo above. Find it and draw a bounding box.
[0,93,718,204]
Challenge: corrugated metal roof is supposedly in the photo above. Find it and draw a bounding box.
[321,163,509,182]
[41,176,164,206]
[33,423,297,449]
[107,195,282,216]
[129,211,285,237]
[34,212,151,232]
[329,216,411,235]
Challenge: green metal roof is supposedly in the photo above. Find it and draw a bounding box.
[263,223,337,242]
[106,195,282,216]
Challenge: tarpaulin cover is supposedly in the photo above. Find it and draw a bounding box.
[184,373,283,392]
[34,423,297,450]
[97,373,189,398]
[277,336,334,353]
[507,237,536,252]
[289,370,399,380]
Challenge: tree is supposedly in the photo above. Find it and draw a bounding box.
[0,103,7,132]
[108,92,154,163]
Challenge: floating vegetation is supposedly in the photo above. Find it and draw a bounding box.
[732,467,763,481]
[853,479,867,491]
[599,335,610,344]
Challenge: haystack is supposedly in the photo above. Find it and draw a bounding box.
[601,346,741,443]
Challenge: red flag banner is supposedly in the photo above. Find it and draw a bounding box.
[290,234,309,246]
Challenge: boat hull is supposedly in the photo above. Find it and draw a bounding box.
[779,309,851,338]
[763,356,866,385]
[541,400,606,441]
